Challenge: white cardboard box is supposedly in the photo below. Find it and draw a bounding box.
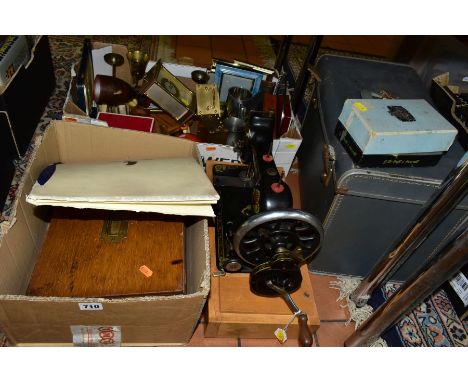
[272,114,302,176]
[0,120,210,346]
[197,142,241,169]
[62,42,205,124]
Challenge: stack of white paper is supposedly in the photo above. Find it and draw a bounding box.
[26,157,219,217]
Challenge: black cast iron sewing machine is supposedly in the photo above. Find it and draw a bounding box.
[212,109,324,346]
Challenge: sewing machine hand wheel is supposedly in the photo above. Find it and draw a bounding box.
[233,209,324,267]
[250,257,313,347]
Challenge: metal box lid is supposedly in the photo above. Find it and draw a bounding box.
[337,99,458,155]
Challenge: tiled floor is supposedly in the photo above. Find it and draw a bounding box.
[162,35,405,68]
[167,35,268,68]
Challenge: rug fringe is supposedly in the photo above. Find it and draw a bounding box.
[329,276,388,347]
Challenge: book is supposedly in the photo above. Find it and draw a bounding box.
[26,157,219,217]
[0,36,29,87]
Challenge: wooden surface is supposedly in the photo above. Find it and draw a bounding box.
[27,208,185,298]
[205,228,320,340]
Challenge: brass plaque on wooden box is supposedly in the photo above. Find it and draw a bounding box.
[27,208,186,298]
[196,83,220,116]
[140,60,195,122]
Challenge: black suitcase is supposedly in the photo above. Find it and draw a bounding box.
[298,54,467,281]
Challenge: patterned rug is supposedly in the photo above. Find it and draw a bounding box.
[371,282,468,347]
[332,275,468,347]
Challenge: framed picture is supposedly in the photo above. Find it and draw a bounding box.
[214,64,263,103]
[212,58,275,79]
[75,39,95,117]
[156,62,194,109]
[140,60,196,121]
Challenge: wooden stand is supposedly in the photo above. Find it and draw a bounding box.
[205,228,320,340]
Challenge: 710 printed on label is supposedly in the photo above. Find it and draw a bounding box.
[78,303,103,311]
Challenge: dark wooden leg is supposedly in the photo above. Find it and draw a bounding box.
[345,227,468,347]
[290,36,323,114]
[350,157,468,307]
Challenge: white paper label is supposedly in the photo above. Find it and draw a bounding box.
[70,326,121,347]
[449,272,468,306]
[78,303,103,311]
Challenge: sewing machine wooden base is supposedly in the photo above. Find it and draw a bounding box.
[204,228,320,340]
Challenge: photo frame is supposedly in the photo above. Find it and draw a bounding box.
[140,60,196,121]
[212,58,275,79]
[74,39,96,117]
[155,62,195,109]
[214,64,263,103]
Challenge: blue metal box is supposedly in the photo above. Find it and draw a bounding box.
[336,99,458,167]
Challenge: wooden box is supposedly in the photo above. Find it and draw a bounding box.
[205,228,320,340]
[27,208,185,298]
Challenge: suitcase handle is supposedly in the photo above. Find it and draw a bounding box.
[320,144,335,188]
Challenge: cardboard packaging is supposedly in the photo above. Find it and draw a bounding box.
[272,114,302,176]
[0,121,211,346]
[336,99,459,167]
[0,36,30,86]
[62,42,133,121]
[62,43,204,124]
[0,36,55,157]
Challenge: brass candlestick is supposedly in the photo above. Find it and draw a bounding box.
[127,50,149,88]
[104,53,124,77]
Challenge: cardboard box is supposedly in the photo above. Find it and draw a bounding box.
[0,121,211,346]
[0,36,30,86]
[272,119,302,176]
[62,43,205,123]
[62,42,133,121]
[197,142,240,169]
[0,36,55,157]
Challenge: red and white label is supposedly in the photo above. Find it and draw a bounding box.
[70,326,121,347]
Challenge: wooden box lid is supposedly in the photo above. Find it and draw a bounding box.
[27,208,185,298]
